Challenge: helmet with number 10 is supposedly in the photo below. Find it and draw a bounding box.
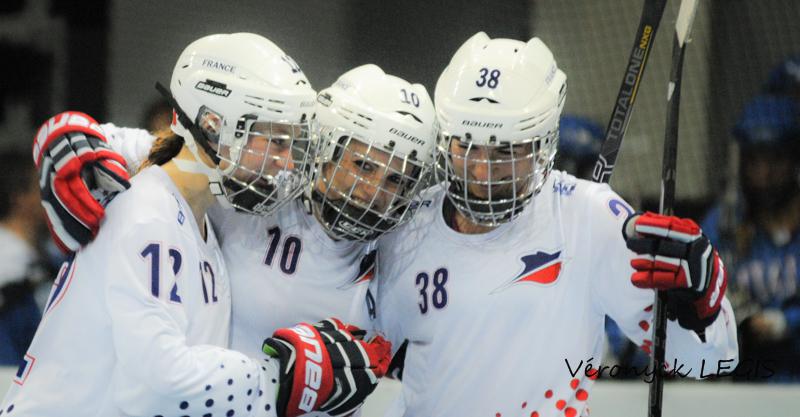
[311,64,438,241]
[434,32,567,226]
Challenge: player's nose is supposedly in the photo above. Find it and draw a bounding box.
[470,161,492,183]
[466,148,492,182]
[274,146,295,171]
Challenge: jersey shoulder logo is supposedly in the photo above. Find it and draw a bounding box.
[553,180,577,196]
[338,249,376,290]
[492,250,563,293]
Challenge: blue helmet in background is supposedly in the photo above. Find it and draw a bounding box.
[733,95,800,214]
[764,55,800,96]
[732,95,800,149]
[558,115,604,160]
[555,115,604,179]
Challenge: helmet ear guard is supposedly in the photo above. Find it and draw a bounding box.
[156,82,221,165]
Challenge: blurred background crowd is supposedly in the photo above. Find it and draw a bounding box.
[0,0,798,383]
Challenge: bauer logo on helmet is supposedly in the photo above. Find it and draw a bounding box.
[194,80,232,97]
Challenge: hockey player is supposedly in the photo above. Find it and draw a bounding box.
[369,32,739,417]
[3,33,391,417]
[213,64,438,360]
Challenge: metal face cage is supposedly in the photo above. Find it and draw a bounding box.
[197,106,315,215]
[312,128,431,241]
[435,129,559,226]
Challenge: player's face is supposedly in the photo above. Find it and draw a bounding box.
[449,138,535,200]
[219,121,308,184]
[316,138,414,213]
[741,147,798,212]
[743,149,793,189]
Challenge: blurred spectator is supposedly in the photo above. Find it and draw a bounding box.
[556,115,604,180]
[0,150,47,364]
[140,97,172,133]
[703,94,800,381]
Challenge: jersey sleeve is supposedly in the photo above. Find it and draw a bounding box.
[103,219,279,417]
[365,248,407,356]
[586,184,739,378]
[99,123,156,174]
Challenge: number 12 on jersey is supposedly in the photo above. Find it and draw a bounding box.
[140,243,218,304]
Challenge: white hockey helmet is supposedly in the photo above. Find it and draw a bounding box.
[434,32,567,226]
[163,32,317,215]
[311,64,437,241]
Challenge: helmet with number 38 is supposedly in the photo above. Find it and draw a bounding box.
[310,64,438,241]
[434,32,567,226]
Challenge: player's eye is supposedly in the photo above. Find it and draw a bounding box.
[387,173,403,185]
[353,160,375,173]
[498,144,529,158]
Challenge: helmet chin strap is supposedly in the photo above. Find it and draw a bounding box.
[170,120,233,210]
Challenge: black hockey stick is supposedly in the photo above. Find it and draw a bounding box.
[592,0,668,184]
[650,1,698,417]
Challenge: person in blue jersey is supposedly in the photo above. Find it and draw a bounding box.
[702,94,800,381]
[0,150,47,365]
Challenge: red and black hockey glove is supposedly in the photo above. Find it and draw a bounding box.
[263,318,392,417]
[33,111,130,252]
[623,212,728,332]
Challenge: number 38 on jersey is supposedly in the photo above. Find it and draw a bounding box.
[415,267,449,314]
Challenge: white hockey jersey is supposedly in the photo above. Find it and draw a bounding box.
[1,166,280,417]
[101,124,375,359]
[210,200,374,358]
[370,171,739,417]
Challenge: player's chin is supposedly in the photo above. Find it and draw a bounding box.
[467,185,515,201]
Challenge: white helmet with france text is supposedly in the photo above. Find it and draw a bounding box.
[164,32,317,216]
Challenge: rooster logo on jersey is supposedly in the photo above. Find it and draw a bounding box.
[491,250,563,293]
[338,249,376,290]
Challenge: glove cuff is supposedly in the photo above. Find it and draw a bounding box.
[667,252,726,333]
[262,338,294,417]
[268,323,334,417]
[667,292,720,333]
